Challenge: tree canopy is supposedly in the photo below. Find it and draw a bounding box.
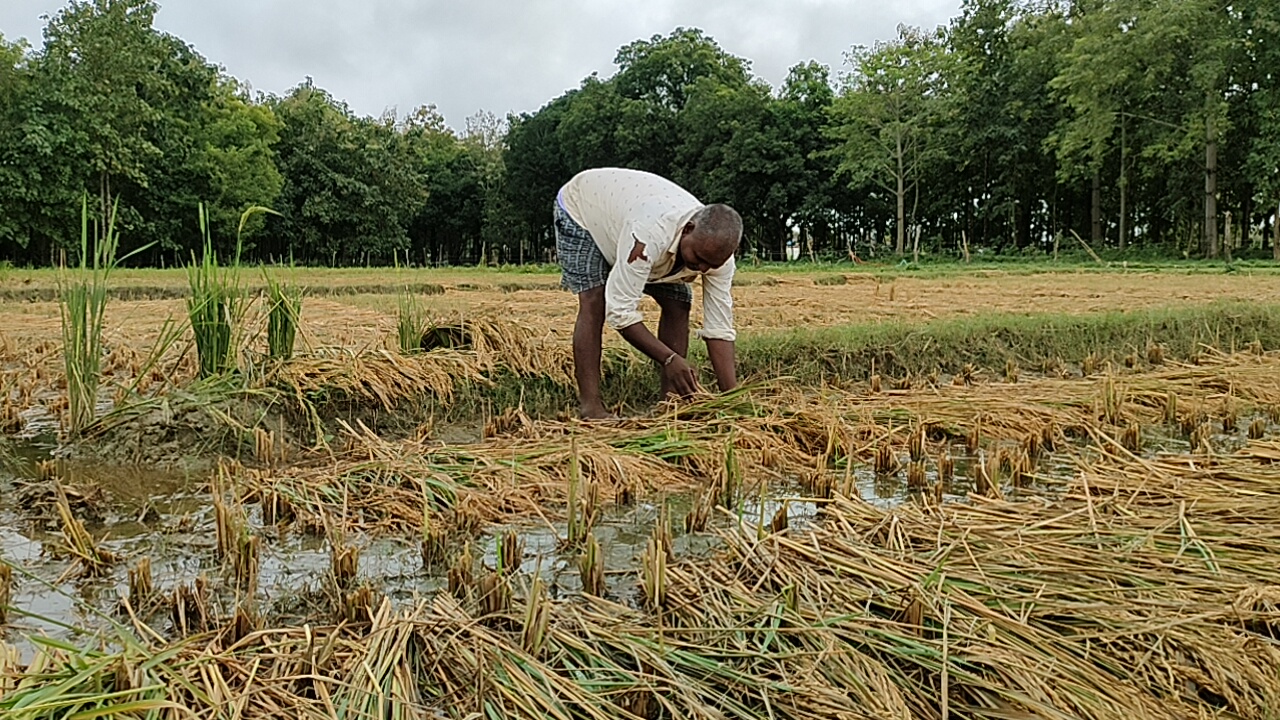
[1,0,1277,267]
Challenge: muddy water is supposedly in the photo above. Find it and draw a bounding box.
[0,433,1121,659]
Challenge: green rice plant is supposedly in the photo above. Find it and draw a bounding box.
[243,206,299,362]
[396,289,427,353]
[497,529,523,577]
[520,574,551,657]
[58,196,148,435]
[419,491,449,570]
[641,515,670,611]
[0,637,188,719]
[721,434,741,510]
[263,270,302,361]
[187,203,247,378]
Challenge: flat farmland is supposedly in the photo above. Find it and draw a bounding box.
[5,263,1280,719]
[4,265,1280,352]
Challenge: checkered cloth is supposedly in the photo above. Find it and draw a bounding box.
[554,200,692,305]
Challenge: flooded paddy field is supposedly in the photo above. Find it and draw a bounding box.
[3,269,1280,718]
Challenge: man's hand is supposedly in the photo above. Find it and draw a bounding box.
[662,354,701,397]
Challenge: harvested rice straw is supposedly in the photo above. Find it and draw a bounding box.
[6,448,1280,720]
[230,351,1280,542]
[54,484,116,577]
[0,562,10,625]
[128,556,154,610]
[579,532,605,597]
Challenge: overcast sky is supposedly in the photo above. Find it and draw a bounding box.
[2,0,962,130]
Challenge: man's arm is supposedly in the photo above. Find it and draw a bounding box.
[606,232,700,396]
[619,322,700,396]
[618,322,676,364]
[699,259,738,392]
[705,338,736,392]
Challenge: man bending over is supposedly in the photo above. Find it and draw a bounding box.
[554,167,741,419]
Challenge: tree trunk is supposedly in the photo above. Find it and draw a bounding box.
[1224,211,1233,263]
[1016,192,1032,249]
[1091,171,1102,245]
[982,155,991,244]
[895,132,906,257]
[99,170,113,248]
[1205,109,1219,259]
[1242,193,1253,253]
[1274,200,1280,261]
[1119,116,1128,252]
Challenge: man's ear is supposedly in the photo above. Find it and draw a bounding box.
[681,221,696,237]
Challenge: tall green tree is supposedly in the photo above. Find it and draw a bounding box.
[402,105,483,265]
[1051,0,1238,256]
[503,28,758,257]
[612,27,755,174]
[120,34,281,261]
[464,110,517,264]
[1,1,283,264]
[831,26,958,256]
[39,0,166,239]
[191,79,284,257]
[556,76,627,172]
[271,83,426,264]
[775,61,845,258]
[503,94,572,260]
[1238,0,1280,256]
[946,0,1069,250]
[0,33,56,261]
[675,76,790,257]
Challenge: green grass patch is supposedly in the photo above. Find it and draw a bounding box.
[418,301,1280,420]
[733,301,1280,383]
[498,281,561,293]
[10,256,1280,296]
[736,257,1280,283]
[319,282,444,297]
[734,275,779,287]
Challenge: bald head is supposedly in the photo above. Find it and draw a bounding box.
[684,203,742,268]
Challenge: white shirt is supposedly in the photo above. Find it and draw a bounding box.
[557,168,737,342]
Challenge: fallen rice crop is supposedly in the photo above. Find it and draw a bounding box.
[9,305,1280,718]
[4,441,1280,718]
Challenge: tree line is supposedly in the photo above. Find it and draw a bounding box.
[1,0,1277,267]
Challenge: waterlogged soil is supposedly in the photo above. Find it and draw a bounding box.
[11,383,317,474]
[0,417,1257,659]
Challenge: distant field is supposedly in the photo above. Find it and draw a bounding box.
[4,256,1280,294]
[4,264,1280,355]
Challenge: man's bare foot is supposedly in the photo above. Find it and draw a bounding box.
[579,404,618,421]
